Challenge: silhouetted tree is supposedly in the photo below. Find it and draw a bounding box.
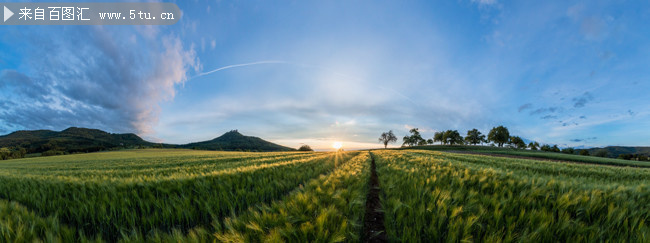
[298,145,314,151]
[433,131,444,145]
[528,141,540,150]
[540,144,552,152]
[579,149,589,156]
[443,130,464,145]
[427,139,434,145]
[465,129,485,145]
[402,128,425,146]
[402,136,413,147]
[378,130,398,149]
[510,136,527,149]
[488,125,510,147]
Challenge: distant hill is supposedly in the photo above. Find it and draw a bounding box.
[0,127,152,154]
[179,130,295,152]
[0,128,295,155]
[584,146,650,158]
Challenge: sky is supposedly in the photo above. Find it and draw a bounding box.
[1,0,650,150]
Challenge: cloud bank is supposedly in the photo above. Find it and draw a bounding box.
[0,26,199,134]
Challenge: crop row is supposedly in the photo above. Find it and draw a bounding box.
[0,149,318,182]
[212,152,371,242]
[435,152,650,185]
[112,152,372,242]
[474,149,650,168]
[0,199,76,242]
[0,151,358,241]
[405,146,650,167]
[120,152,373,242]
[374,150,650,242]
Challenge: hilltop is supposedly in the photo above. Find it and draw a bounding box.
[0,128,295,157]
[0,127,151,154]
[179,130,295,152]
[585,146,650,158]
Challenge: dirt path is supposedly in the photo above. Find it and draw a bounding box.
[362,153,388,242]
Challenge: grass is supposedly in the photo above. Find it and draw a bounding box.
[401,145,650,167]
[375,150,650,242]
[0,199,79,242]
[1,148,649,242]
[213,152,371,242]
[0,149,358,241]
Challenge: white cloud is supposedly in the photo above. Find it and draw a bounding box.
[0,26,199,135]
[472,0,497,6]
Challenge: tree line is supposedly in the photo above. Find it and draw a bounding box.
[380,125,517,148]
[378,125,600,157]
[0,147,26,160]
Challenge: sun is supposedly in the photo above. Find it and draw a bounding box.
[332,142,343,150]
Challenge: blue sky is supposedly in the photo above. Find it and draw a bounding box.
[1,0,650,150]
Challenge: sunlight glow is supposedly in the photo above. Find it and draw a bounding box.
[332,142,343,150]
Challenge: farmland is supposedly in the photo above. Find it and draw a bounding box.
[0,148,649,242]
[0,149,361,241]
[375,150,650,242]
[401,145,650,168]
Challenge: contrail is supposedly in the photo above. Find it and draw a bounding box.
[192,60,359,81]
[378,86,419,106]
[192,60,287,79]
[191,61,418,107]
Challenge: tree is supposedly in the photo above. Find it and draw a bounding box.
[465,129,485,145]
[561,147,575,154]
[595,150,609,157]
[528,141,539,150]
[0,147,26,160]
[0,147,10,160]
[402,136,413,147]
[509,136,527,149]
[298,145,314,151]
[378,130,398,149]
[402,128,425,147]
[540,144,551,152]
[10,147,26,159]
[579,149,589,156]
[487,125,510,147]
[551,145,561,153]
[427,139,434,145]
[618,154,632,160]
[433,131,444,145]
[443,130,464,145]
